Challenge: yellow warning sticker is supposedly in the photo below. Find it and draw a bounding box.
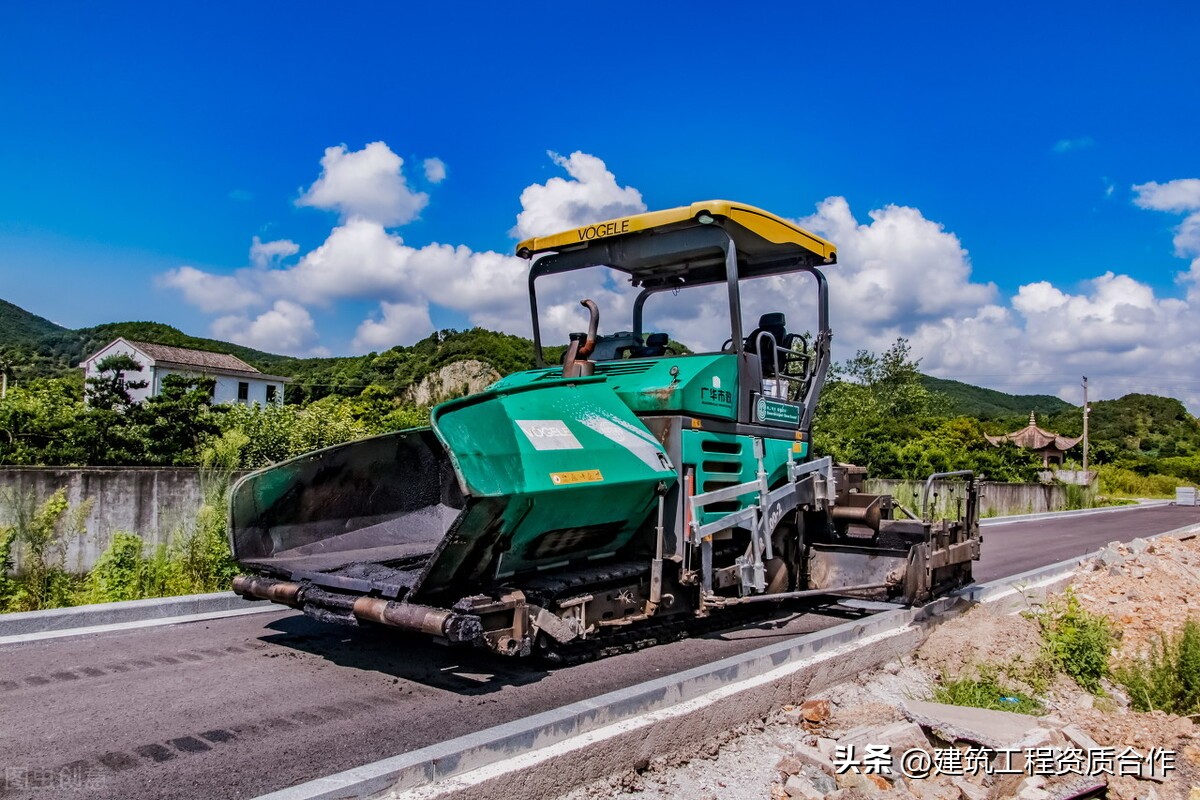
[549,469,604,485]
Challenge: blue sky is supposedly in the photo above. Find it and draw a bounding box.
[2,2,1199,406]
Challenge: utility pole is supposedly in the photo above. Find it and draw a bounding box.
[1081,376,1089,480]
[0,360,7,400]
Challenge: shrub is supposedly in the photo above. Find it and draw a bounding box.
[1097,465,1193,498]
[85,532,146,602]
[1034,589,1114,692]
[1114,618,1200,715]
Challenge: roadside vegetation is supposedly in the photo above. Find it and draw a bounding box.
[0,435,244,612]
[1114,618,1200,715]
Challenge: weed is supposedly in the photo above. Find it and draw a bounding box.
[930,665,1044,714]
[1114,618,1200,715]
[0,524,15,609]
[1,488,92,611]
[1034,589,1115,693]
[85,531,145,602]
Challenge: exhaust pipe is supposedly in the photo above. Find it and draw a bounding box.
[233,574,482,644]
[233,575,302,605]
[351,597,483,643]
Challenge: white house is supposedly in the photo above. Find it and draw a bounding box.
[80,338,289,405]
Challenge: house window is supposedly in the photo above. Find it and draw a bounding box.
[266,384,277,404]
[238,382,249,402]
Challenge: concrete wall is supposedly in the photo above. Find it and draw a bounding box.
[0,467,211,573]
[866,478,1071,518]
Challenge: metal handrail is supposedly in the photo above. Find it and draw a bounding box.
[921,470,975,520]
[753,330,784,398]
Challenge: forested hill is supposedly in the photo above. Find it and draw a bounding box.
[0,296,538,401]
[921,375,1075,419]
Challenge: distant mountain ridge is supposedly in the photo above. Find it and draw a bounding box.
[0,298,65,343]
[920,375,1076,419]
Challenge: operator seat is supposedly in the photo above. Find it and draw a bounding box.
[745,312,790,376]
[633,332,670,358]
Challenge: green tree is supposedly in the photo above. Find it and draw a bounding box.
[85,353,148,410]
[137,374,219,465]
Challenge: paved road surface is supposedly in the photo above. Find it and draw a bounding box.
[1,504,1197,799]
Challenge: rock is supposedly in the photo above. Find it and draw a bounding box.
[404,359,501,406]
[784,773,825,800]
[801,699,832,723]
[1061,724,1101,751]
[903,776,958,800]
[902,700,1042,750]
[807,770,837,794]
[817,737,837,759]
[885,661,902,675]
[842,720,930,750]
[775,755,804,775]
[950,776,987,800]
[836,767,888,794]
[1109,565,1124,577]
[782,708,806,725]
[1098,547,1126,567]
[792,743,836,777]
[1129,538,1149,554]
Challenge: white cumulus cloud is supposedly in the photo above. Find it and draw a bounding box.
[157,265,260,313]
[353,301,435,350]
[212,300,320,354]
[297,142,430,226]
[511,151,646,240]
[1133,179,1200,213]
[423,157,446,184]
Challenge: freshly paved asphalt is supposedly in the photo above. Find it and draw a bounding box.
[1,504,1197,799]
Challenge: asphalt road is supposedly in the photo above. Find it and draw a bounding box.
[1,504,1197,800]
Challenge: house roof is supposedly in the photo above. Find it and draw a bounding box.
[985,411,1082,452]
[124,340,261,373]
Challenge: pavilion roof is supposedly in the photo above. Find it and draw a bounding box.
[985,412,1082,452]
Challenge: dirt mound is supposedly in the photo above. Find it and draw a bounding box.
[913,604,1044,679]
[1073,534,1200,660]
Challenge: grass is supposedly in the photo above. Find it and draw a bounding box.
[931,666,1044,715]
[1114,618,1200,715]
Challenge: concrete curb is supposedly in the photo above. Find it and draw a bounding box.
[0,591,276,641]
[981,498,1170,527]
[253,547,1102,800]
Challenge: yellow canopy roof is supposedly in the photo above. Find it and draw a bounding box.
[515,200,836,264]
